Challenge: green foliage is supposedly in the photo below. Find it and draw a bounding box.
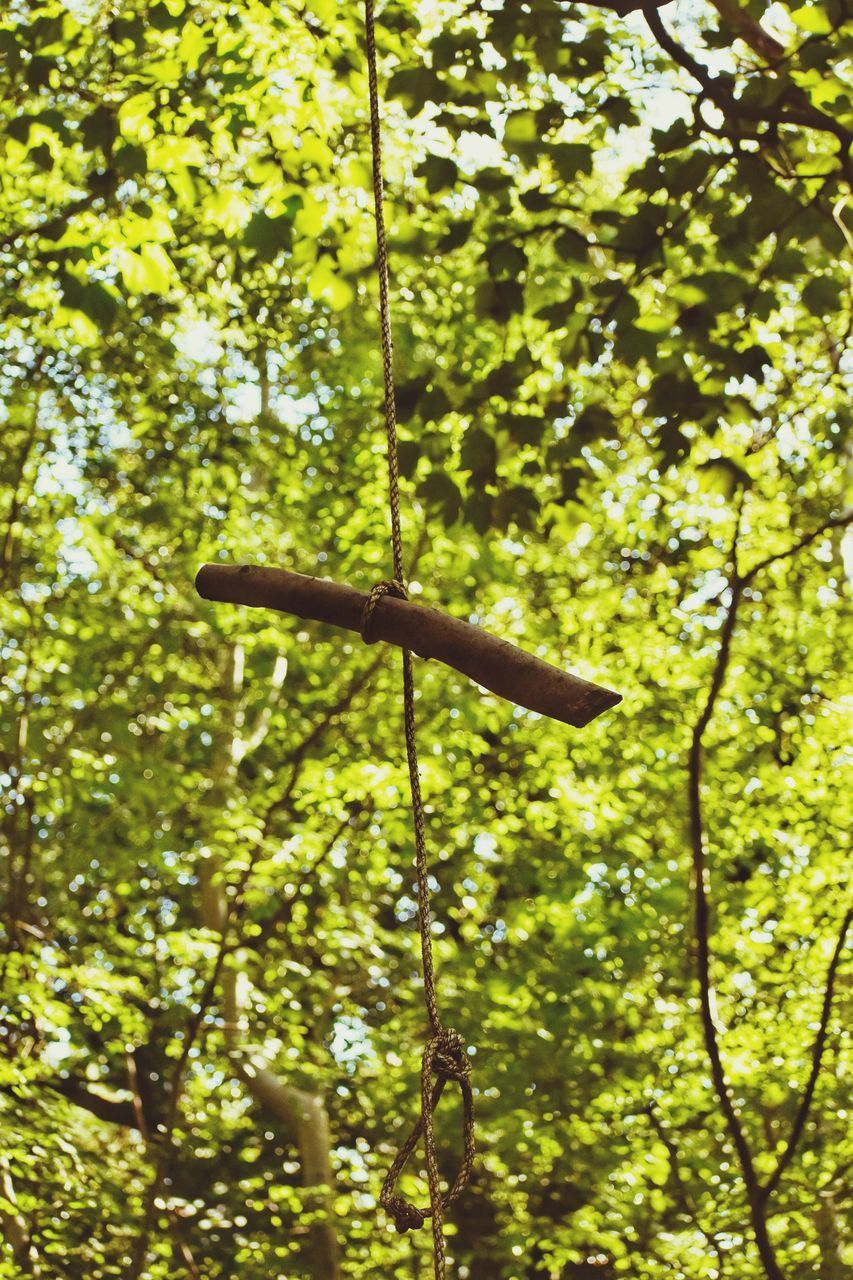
[0,0,850,1278]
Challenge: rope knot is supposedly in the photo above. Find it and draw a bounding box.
[378,1027,476,1251]
[360,578,407,644]
[431,1028,471,1083]
[384,1195,426,1234]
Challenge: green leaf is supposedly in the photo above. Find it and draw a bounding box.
[118,244,176,296]
[493,484,539,529]
[387,66,444,110]
[789,4,833,33]
[505,414,546,445]
[802,275,841,317]
[243,208,297,260]
[572,405,616,447]
[418,472,462,524]
[59,274,121,328]
[437,219,473,252]
[420,384,453,421]
[549,142,593,179]
[486,240,527,279]
[419,155,458,193]
[460,427,497,474]
[81,105,116,153]
[308,256,354,310]
[26,55,55,89]
[554,229,589,262]
[504,110,538,146]
[697,457,752,498]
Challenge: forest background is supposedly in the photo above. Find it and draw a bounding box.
[0,0,851,1277]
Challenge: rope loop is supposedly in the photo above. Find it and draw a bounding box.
[379,1030,476,1241]
[360,578,407,644]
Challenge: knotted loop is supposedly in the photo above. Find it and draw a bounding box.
[379,1029,476,1237]
[361,578,407,644]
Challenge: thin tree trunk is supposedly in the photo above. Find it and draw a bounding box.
[201,859,341,1280]
[686,508,852,1280]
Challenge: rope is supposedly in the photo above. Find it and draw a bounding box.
[360,579,407,644]
[362,3,475,1274]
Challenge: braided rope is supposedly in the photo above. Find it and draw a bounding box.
[363,3,474,1274]
[360,579,407,644]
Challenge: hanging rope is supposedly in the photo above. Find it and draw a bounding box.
[362,3,475,1275]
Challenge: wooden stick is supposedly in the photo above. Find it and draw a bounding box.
[195,563,621,728]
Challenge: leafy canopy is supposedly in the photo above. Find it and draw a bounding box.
[0,0,850,1278]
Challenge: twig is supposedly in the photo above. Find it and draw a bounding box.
[260,652,386,830]
[644,1102,727,1271]
[0,193,99,252]
[685,503,850,1278]
[643,6,853,170]
[707,0,785,64]
[762,907,851,1199]
[740,511,852,584]
[687,505,774,1271]
[233,808,364,951]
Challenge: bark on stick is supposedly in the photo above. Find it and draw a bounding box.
[196,562,621,728]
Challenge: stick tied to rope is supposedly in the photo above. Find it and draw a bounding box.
[363,2,475,1273]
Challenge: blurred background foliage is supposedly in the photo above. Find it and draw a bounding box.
[0,0,850,1276]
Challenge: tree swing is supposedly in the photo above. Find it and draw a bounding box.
[196,3,622,1275]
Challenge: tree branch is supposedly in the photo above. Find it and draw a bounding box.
[260,651,386,831]
[128,920,236,1279]
[47,1076,139,1128]
[688,503,782,1279]
[644,1102,726,1269]
[201,849,341,1276]
[708,0,785,65]
[196,562,620,727]
[125,1052,203,1277]
[741,511,852,585]
[0,371,44,588]
[580,0,672,12]
[128,642,372,1276]
[762,907,852,1200]
[234,808,363,951]
[0,193,99,253]
[686,502,851,1278]
[643,5,853,164]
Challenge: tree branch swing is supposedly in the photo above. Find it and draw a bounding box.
[196,4,622,1275]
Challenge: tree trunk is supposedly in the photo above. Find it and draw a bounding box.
[227,1055,339,1279]
[200,857,340,1280]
